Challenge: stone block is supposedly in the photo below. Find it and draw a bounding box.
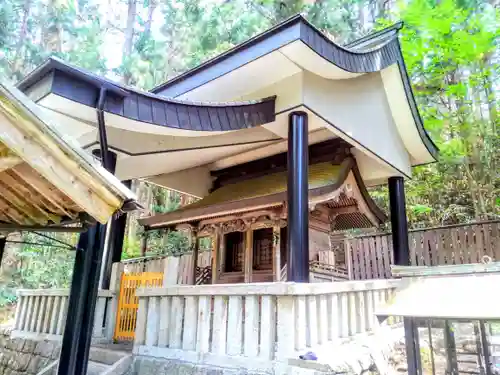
[23,339,37,353]
[14,352,31,371]
[27,356,42,373]
[7,338,23,351]
[51,345,61,360]
[35,340,56,357]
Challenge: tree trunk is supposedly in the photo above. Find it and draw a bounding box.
[12,0,32,79]
[122,0,137,85]
[144,0,157,38]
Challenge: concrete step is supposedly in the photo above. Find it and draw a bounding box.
[89,346,130,365]
[87,360,111,375]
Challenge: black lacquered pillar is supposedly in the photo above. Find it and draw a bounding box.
[58,224,105,375]
[388,176,410,265]
[287,111,309,282]
[0,236,6,271]
[389,176,420,375]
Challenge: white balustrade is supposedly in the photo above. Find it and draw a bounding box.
[134,279,401,370]
[12,289,113,341]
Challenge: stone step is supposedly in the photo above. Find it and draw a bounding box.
[89,346,130,365]
[87,360,111,375]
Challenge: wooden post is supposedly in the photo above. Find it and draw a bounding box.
[106,262,124,341]
[191,230,199,285]
[273,225,281,281]
[211,229,221,284]
[244,230,254,283]
[287,111,309,282]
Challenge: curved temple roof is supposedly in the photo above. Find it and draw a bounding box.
[17,57,276,132]
[139,157,386,230]
[153,15,437,161]
[14,14,438,194]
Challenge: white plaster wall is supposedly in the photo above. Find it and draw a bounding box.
[302,71,412,177]
[238,72,303,113]
[145,166,213,198]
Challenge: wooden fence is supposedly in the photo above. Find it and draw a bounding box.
[347,220,500,280]
[121,251,212,284]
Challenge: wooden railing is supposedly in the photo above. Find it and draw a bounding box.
[346,220,500,280]
[309,261,349,280]
[12,289,113,341]
[134,280,401,369]
[280,264,287,281]
[195,266,212,285]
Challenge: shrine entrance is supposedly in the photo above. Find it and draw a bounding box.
[114,272,163,341]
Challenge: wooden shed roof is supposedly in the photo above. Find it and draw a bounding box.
[0,81,139,230]
[140,157,386,230]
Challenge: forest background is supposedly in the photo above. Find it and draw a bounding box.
[0,0,498,319]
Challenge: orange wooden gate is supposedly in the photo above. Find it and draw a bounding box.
[113,272,163,341]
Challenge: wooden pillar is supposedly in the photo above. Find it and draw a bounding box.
[244,230,254,283]
[389,176,419,375]
[211,229,221,284]
[0,236,6,271]
[273,225,281,281]
[287,111,309,282]
[58,223,105,375]
[191,230,199,285]
[389,176,410,265]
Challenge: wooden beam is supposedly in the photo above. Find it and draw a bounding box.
[273,224,281,282]
[0,175,60,223]
[0,181,48,225]
[211,228,221,284]
[0,196,32,224]
[191,231,199,285]
[212,138,352,189]
[10,166,76,219]
[0,98,121,223]
[0,156,22,173]
[244,230,253,283]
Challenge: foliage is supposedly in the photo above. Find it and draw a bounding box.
[0,0,498,311]
[0,233,77,313]
[375,0,499,227]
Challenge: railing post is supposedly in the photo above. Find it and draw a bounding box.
[133,296,148,353]
[162,256,180,286]
[105,262,124,341]
[345,239,354,280]
[273,224,281,281]
[93,296,106,338]
[276,295,295,360]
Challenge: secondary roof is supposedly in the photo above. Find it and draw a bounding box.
[140,157,386,231]
[0,82,139,229]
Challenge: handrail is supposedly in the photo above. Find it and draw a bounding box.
[309,260,349,279]
[280,264,287,281]
[195,266,212,285]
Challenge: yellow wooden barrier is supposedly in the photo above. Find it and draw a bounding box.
[114,272,163,341]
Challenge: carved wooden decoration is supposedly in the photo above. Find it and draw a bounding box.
[220,219,248,234]
[198,223,218,237]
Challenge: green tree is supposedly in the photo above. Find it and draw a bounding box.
[378,0,499,226]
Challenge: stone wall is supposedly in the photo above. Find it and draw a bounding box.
[0,326,60,375]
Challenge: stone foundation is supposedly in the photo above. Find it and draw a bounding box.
[0,326,60,375]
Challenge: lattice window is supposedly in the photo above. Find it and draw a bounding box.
[253,228,273,270]
[224,232,244,272]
